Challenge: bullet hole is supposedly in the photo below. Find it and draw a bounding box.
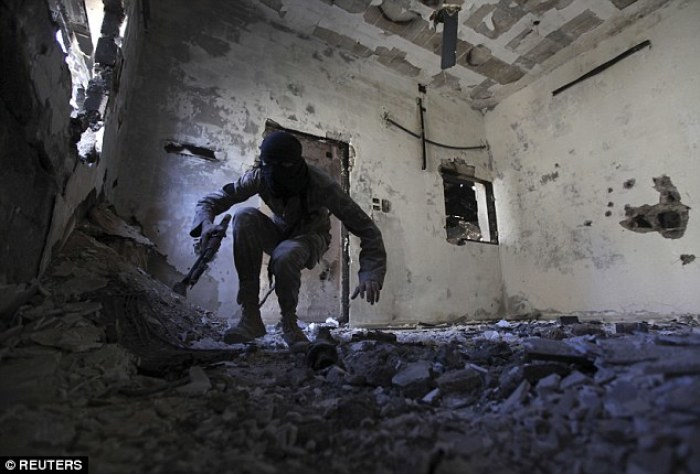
[605,211,612,217]
[623,179,636,189]
[555,163,560,168]
[680,254,696,265]
[607,202,614,207]
[540,171,559,184]
[533,20,541,25]
[583,220,593,226]
[326,151,333,159]
[608,187,614,193]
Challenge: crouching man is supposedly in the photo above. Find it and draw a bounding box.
[190,131,386,350]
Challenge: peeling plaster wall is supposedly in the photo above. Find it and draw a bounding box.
[109,0,501,325]
[486,0,700,319]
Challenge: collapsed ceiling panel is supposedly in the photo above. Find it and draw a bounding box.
[251,0,671,109]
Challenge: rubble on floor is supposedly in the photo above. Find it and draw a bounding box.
[1,210,699,473]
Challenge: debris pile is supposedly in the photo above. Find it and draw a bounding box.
[1,209,698,473]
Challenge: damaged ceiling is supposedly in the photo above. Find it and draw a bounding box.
[251,0,671,109]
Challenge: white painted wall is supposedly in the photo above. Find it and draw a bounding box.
[486,0,700,319]
[110,0,502,326]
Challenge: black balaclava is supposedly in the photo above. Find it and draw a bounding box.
[259,131,309,198]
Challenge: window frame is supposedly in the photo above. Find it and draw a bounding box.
[440,171,499,246]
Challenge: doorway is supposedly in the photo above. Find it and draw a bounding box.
[263,121,350,323]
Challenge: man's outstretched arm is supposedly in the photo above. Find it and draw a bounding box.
[325,184,386,305]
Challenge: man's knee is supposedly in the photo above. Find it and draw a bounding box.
[232,207,264,231]
[270,242,310,275]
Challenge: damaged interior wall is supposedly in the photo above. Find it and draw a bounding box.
[485,0,699,319]
[0,1,123,314]
[106,0,501,326]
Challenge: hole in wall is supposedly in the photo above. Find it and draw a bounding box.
[632,215,653,228]
[620,175,690,239]
[164,142,218,161]
[657,211,681,230]
[50,0,128,165]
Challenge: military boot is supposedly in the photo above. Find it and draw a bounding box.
[223,306,266,344]
[280,312,310,352]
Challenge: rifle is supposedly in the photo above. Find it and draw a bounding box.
[173,214,232,296]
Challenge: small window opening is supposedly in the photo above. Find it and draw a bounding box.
[441,169,498,245]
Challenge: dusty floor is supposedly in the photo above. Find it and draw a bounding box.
[1,210,699,474]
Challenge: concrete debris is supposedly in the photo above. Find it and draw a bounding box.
[523,337,594,368]
[535,373,561,393]
[86,203,155,247]
[392,361,433,398]
[558,315,580,325]
[350,329,397,343]
[176,366,212,396]
[616,321,649,334]
[305,338,339,370]
[0,208,698,473]
[435,367,482,393]
[0,352,61,406]
[28,320,104,352]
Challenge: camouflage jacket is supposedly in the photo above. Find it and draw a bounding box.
[190,164,386,286]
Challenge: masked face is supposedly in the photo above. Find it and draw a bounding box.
[259,131,309,198]
[261,157,309,198]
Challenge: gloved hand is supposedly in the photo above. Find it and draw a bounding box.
[199,221,226,254]
[351,280,381,305]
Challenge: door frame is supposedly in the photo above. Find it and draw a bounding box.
[264,120,351,323]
